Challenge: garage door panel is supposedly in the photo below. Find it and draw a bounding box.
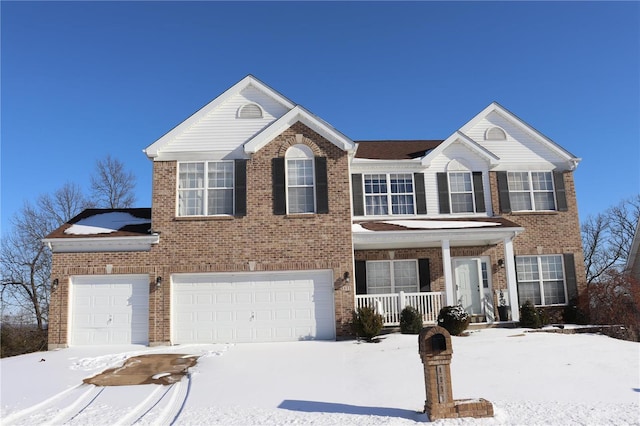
[172,270,335,343]
[70,275,149,346]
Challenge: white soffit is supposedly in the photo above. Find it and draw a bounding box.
[43,235,160,253]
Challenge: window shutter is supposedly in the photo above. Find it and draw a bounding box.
[554,171,568,212]
[355,260,367,295]
[414,173,427,214]
[418,258,431,292]
[272,157,286,215]
[234,159,247,217]
[315,157,328,214]
[563,253,578,302]
[472,172,486,213]
[352,174,364,216]
[437,173,450,214]
[497,171,511,213]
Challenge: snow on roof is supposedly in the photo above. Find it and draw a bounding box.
[64,212,151,235]
[383,220,501,230]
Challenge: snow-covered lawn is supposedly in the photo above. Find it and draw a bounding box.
[1,328,638,425]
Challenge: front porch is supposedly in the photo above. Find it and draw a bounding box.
[355,291,445,326]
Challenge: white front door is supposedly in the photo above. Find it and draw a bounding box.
[454,259,482,315]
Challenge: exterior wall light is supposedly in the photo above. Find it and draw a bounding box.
[52,279,59,291]
[497,259,505,269]
[343,271,350,283]
[156,276,162,288]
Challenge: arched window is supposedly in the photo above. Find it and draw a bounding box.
[485,127,507,141]
[285,145,315,213]
[237,103,263,119]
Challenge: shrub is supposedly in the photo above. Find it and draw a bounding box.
[563,299,589,325]
[400,306,424,334]
[437,305,470,336]
[519,300,542,328]
[351,306,383,342]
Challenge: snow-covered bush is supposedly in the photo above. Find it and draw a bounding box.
[437,305,470,335]
[351,306,383,342]
[399,306,423,334]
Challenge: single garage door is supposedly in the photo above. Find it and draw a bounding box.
[172,270,335,343]
[70,275,149,345]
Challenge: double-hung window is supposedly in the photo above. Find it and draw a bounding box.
[286,145,315,214]
[178,161,234,216]
[448,172,474,213]
[366,260,419,294]
[516,255,567,306]
[364,173,415,216]
[507,171,556,211]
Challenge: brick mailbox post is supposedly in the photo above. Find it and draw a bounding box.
[418,326,494,420]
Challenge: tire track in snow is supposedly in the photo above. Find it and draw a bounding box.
[2,384,104,426]
[130,374,192,425]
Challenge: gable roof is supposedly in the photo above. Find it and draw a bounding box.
[354,140,443,160]
[243,105,355,154]
[144,75,296,159]
[460,102,581,168]
[421,131,500,167]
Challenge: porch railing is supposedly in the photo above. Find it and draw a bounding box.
[355,291,445,326]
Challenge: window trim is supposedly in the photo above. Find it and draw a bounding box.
[507,171,557,212]
[285,145,316,214]
[362,173,416,216]
[177,160,235,217]
[365,259,420,294]
[516,254,568,307]
[447,171,475,214]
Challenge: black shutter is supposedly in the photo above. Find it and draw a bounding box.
[414,173,427,214]
[418,258,431,292]
[355,260,367,295]
[554,171,568,212]
[352,174,364,216]
[272,158,286,215]
[497,171,511,213]
[315,157,328,214]
[563,253,578,302]
[234,159,247,217]
[472,172,486,213]
[437,173,450,214]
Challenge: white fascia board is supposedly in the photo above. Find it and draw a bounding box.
[244,105,355,154]
[144,75,296,159]
[421,131,500,167]
[150,149,250,162]
[352,226,523,250]
[43,235,160,253]
[350,158,423,173]
[460,102,581,166]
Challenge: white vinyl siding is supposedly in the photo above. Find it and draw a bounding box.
[366,260,419,294]
[364,173,415,216]
[507,171,556,211]
[178,161,234,216]
[516,255,567,306]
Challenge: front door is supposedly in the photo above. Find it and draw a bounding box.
[453,259,482,315]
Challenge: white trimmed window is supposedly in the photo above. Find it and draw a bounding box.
[448,172,474,213]
[507,171,556,211]
[286,145,315,214]
[516,255,567,306]
[364,173,415,215]
[178,161,234,216]
[366,260,418,294]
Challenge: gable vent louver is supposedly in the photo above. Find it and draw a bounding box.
[485,127,507,141]
[238,103,263,119]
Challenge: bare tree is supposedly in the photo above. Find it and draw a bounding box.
[90,154,136,208]
[0,183,89,331]
[582,195,640,284]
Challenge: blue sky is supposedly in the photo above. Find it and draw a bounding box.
[2,1,639,234]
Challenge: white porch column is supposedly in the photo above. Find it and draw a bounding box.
[504,236,520,322]
[442,239,455,306]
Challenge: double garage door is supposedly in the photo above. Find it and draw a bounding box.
[172,270,336,343]
[69,270,335,345]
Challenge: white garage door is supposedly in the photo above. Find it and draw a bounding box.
[172,270,335,343]
[70,275,149,345]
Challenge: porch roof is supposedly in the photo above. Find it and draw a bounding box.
[352,217,524,250]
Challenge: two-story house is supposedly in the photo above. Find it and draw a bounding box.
[44,75,587,349]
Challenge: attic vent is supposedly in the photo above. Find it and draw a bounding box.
[238,103,263,119]
[485,127,507,140]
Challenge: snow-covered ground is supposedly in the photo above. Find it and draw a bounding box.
[1,328,638,425]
